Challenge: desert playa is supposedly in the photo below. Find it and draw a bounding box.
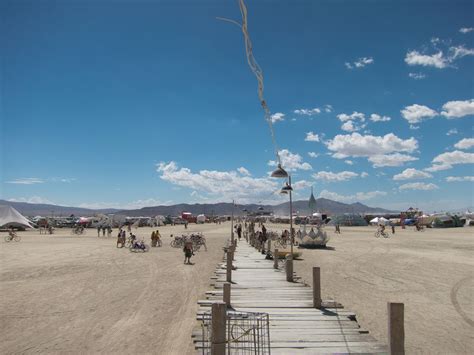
[1,224,472,354]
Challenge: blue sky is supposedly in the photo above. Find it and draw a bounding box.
[1,0,473,212]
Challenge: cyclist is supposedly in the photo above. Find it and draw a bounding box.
[8,228,17,240]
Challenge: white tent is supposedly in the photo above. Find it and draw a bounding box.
[0,205,34,229]
[370,217,380,224]
[370,217,389,225]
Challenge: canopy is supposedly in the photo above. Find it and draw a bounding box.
[0,205,34,229]
[370,217,389,225]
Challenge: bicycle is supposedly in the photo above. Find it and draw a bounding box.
[374,230,389,238]
[5,233,21,242]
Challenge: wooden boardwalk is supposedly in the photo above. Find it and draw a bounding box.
[193,241,387,354]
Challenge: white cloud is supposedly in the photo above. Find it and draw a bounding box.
[428,150,474,171]
[399,182,439,191]
[8,196,55,204]
[308,152,319,158]
[326,133,418,160]
[319,189,386,203]
[401,104,438,124]
[361,172,369,178]
[393,168,432,180]
[305,132,320,142]
[454,138,474,150]
[268,149,312,171]
[5,178,45,185]
[270,112,285,123]
[292,180,313,190]
[341,120,359,132]
[368,153,419,167]
[460,27,474,34]
[446,176,474,182]
[156,161,280,204]
[405,51,448,68]
[312,170,359,182]
[408,72,426,80]
[294,108,321,116]
[440,99,474,118]
[345,57,374,69]
[237,167,251,176]
[369,114,391,122]
[450,45,474,60]
[446,128,458,136]
[344,160,354,165]
[337,112,365,122]
[324,105,333,113]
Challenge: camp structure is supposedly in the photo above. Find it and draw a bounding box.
[370,216,390,225]
[431,214,466,228]
[296,224,330,248]
[329,214,368,226]
[196,214,206,224]
[0,205,34,229]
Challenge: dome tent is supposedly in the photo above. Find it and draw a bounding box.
[0,205,34,229]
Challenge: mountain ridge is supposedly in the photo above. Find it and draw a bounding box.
[0,199,394,217]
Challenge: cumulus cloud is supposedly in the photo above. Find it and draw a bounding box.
[399,182,439,191]
[270,112,285,123]
[446,128,458,136]
[326,133,418,160]
[393,168,432,180]
[460,27,474,34]
[405,51,448,68]
[401,104,438,124]
[305,132,320,142]
[454,138,474,150]
[237,167,251,176]
[157,161,279,203]
[446,176,474,182]
[319,189,386,203]
[5,178,45,185]
[344,160,354,165]
[312,171,359,182]
[440,99,474,118]
[324,105,333,113]
[408,72,426,80]
[268,149,313,172]
[368,153,419,167]
[361,172,369,178]
[426,150,474,171]
[369,114,391,122]
[341,120,359,132]
[308,152,319,158]
[337,112,365,122]
[345,57,374,69]
[294,108,321,116]
[292,180,313,190]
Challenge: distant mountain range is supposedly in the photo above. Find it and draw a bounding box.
[0,198,394,217]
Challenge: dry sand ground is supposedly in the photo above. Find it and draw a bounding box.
[0,223,229,355]
[271,224,473,355]
[1,223,473,354]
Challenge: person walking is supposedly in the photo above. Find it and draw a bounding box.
[237,224,242,240]
[97,226,101,237]
[183,238,194,264]
[391,224,395,234]
[156,230,162,247]
[151,231,157,247]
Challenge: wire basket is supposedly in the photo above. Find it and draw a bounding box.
[200,310,270,354]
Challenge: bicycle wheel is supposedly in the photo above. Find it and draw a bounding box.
[4,235,11,242]
[374,231,380,238]
[383,232,389,238]
[14,235,21,242]
[170,240,177,248]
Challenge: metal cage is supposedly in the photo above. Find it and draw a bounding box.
[200,311,270,354]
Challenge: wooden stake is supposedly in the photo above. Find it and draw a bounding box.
[223,283,231,307]
[388,302,405,355]
[313,267,321,308]
[226,252,232,283]
[285,254,293,282]
[273,248,279,269]
[211,302,226,355]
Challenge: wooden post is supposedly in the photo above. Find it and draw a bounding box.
[313,267,321,308]
[223,282,231,307]
[267,239,271,253]
[273,248,279,269]
[226,252,232,283]
[388,302,405,355]
[211,302,226,355]
[285,254,293,282]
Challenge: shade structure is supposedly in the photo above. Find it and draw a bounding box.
[0,205,34,229]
